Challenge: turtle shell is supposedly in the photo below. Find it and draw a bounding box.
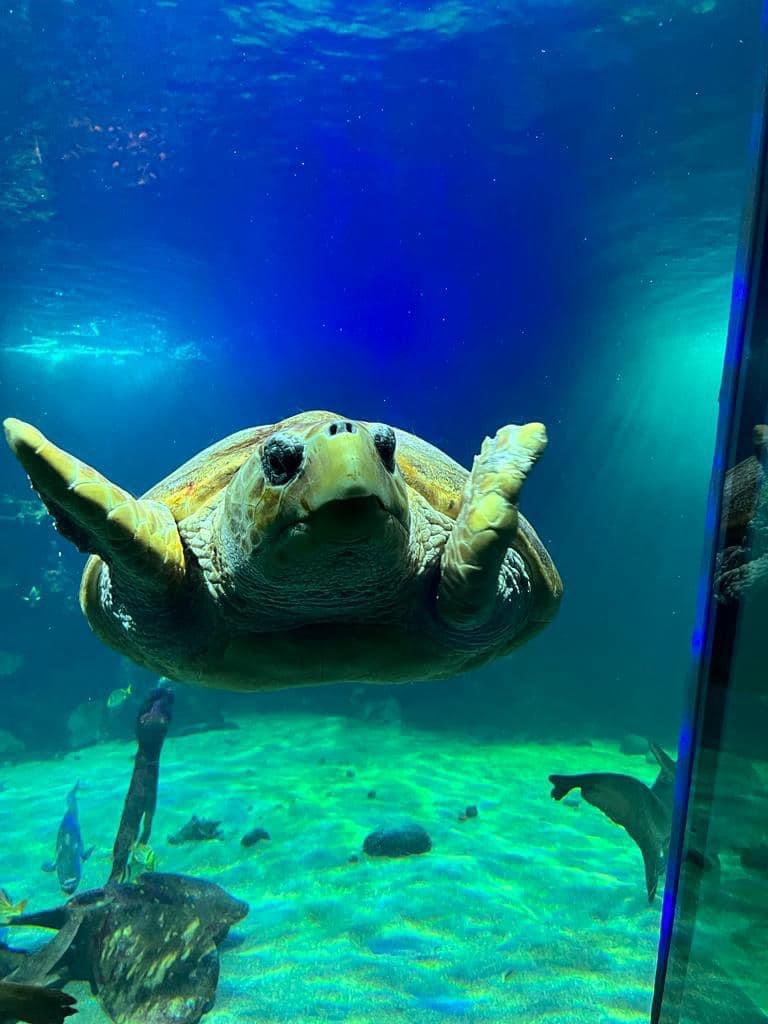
[142,411,467,522]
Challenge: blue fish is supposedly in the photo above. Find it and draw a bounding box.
[42,782,93,894]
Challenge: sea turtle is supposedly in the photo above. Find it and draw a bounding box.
[3,412,562,689]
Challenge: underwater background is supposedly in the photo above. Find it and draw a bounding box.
[1,0,767,1021]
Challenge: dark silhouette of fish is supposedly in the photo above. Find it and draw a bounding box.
[0,919,80,1022]
[0,980,76,1023]
[7,690,248,1024]
[168,816,222,845]
[9,873,248,1024]
[549,743,722,902]
[550,771,671,901]
[648,740,676,807]
[42,784,93,895]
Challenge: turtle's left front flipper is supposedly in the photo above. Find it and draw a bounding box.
[3,419,185,590]
[437,422,553,628]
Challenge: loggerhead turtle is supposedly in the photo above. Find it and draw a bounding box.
[3,412,562,689]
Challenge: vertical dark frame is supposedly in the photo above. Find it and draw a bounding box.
[650,11,768,1022]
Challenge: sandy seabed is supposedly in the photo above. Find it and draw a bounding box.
[0,713,674,1023]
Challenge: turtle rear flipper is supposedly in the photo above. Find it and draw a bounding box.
[3,419,185,590]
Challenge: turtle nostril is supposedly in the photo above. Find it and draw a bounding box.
[370,424,397,472]
[327,420,356,437]
[262,433,304,486]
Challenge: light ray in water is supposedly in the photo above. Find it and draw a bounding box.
[2,334,206,365]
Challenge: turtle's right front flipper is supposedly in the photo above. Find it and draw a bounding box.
[3,419,185,591]
[437,422,552,627]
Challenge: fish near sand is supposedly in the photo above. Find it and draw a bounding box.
[550,772,670,902]
[0,916,79,1023]
[550,745,725,903]
[9,874,248,1024]
[168,816,222,845]
[0,888,27,919]
[43,784,93,895]
[648,740,676,807]
[106,685,132,711]
[0,980,77,1023]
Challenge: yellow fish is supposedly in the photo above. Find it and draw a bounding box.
[107,684,133,710]
[0,888,27,921]
[124,843,157,883]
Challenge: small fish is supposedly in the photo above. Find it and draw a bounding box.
[0,887,28,920]
[106,684,132,710]
[42,783,93,895]
[167,816,222,845]
[124,842,157,883]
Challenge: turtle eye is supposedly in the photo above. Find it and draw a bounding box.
[261,432,304,486]
[370,424,397,472]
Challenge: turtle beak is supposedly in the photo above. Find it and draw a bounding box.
[304,423,385,513]
[281,420,409,544]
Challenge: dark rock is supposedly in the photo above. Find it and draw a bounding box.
[348,854,359,863]
[346,770,355,779]
[363,824,432,858]
[240,827,270,848]
[464,805,478,819]
[367,790,376,799]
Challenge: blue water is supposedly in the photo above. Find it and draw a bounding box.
[1,0,762,748]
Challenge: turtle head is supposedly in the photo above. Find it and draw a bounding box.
[218,415,411,595]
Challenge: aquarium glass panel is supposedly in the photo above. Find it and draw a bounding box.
[652,60,768,1023]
